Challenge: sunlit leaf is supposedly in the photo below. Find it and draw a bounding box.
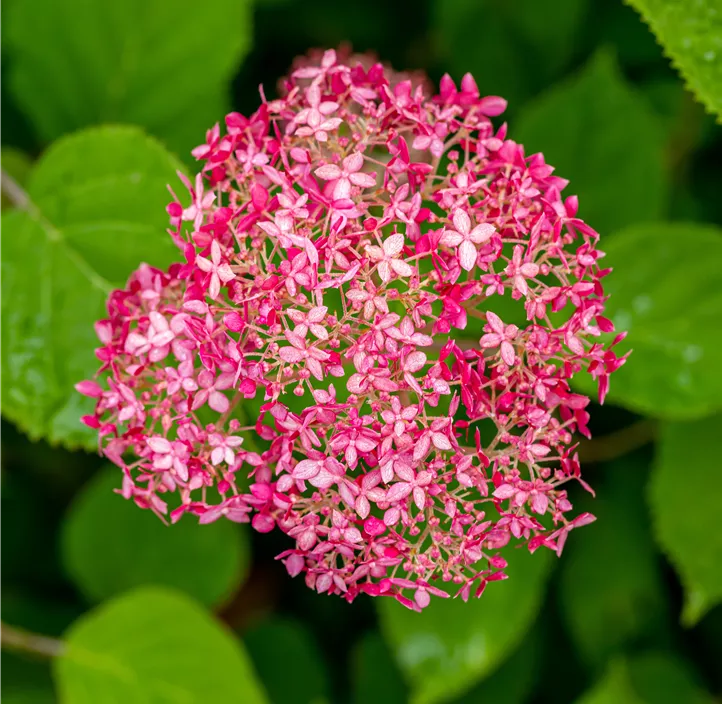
[55,587,267,703]
[575,223,722,419]
[61,466,249,608]
[1,126,183,449]
[626,0,722,121]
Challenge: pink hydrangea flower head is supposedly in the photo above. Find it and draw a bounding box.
[79,49,627,611]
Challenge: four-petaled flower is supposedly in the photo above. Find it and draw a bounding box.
[365,233,414,282]
[480,311,519,366]
[315,153,377,200]
[196,240,235,299]
[441,209,496,271]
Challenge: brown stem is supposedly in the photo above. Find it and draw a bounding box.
[1,622,65,659]
[1,169,30,210]
[578,419,657,464]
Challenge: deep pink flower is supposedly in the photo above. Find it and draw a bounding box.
[79,49,626,610]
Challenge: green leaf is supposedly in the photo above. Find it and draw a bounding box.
[580,223,722,419]
[1,126,184,449]
[61,466,249,608]
[351,631,408,704]
[650,414,722,625]
[625,0,722,122]
[54,586,268,704]
[574,654,714,704]
[377,548,553,704]
[514,49,667,235]
[245,617,331,704]
[1,147,32,211]
[559,456,670,667]
[5,0,252,158]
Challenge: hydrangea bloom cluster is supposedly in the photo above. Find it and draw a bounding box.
[79,49,627,611]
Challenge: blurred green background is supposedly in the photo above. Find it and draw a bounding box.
[2,0,722,702]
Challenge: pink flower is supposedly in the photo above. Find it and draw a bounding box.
[440,209,496,271]
[81,48,626,611]
[365,233,414,282]
[315,152,377,200]
[196,240,235,299]
[480,311,519,366]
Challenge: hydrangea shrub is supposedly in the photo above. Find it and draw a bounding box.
[77,50,626,611]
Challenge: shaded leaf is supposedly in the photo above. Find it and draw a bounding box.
[434,0,589,107]
[5,0,252,157]
[514,49,667,235]
[574,653,714,704]
[452,618,542,704]
[61,466,249,608]
[54,586,268,703]
[351,631,408,704]
[626,0,722,121]
[378,548,553,704]
[1,126,183,449]
[559,456,670,667]
[245,617,331,704]
[578,223,722,419]
[1,652,55,704]
[650,413,722,624]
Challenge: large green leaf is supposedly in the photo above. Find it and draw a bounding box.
[245,618,331,704]
[580,223,722,419]
[1,126,183,449]
[378,548,553,704]
[61,466,249,608]
[650,414,722,624]
[574,654,714,704]
[514,49,667,235]
[5,0,252,157]
[559,456,670,667]
[626,0,722,122]
[54,586,268,703]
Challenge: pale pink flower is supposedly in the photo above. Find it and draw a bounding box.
[315,153,376,200]
[196,240,235,299]
[441,209,496,271]
[365,234,413,282]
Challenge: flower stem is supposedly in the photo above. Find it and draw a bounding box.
[1,622,65,659]
[1,169,30,210]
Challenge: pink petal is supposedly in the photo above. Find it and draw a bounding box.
[452,209,470,235]
[279,347,304,363]
[500,341,516,366]
[209,391,229,413]
[458,239,477,271]
[315,164,342,180]
[383,233,405,258]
